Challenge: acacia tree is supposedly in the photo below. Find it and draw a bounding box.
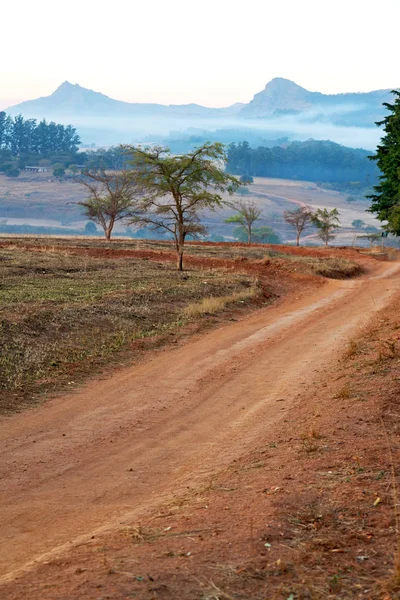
[283,205,314,246]
[77,168,141,241]
[312,208,340,246]
[368,91,400,234]
[225,199,262,244]
[126,143,240,270]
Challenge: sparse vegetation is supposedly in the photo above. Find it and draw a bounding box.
[183,288,257,318]
[0,244,256,413]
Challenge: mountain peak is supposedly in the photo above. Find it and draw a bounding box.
[241,77,315,117]
[56,80,76,90]
[52,81,84,96]
[264,77,306,92]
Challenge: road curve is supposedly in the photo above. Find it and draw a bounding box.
[0,259,399,581]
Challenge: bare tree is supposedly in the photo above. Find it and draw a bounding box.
[126,143,239,270]
[283,205,314,246]
[312,208,341,246]
[225,199,262,244]
[76,168,141,241]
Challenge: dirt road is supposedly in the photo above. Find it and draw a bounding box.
[1,259,399,583]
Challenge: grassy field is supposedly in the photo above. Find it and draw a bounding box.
[0,244,258,414]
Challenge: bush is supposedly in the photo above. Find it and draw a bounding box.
[5,168,20,178]
[53,167,65,178]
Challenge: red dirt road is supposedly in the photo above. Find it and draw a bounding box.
[1,259,399,584]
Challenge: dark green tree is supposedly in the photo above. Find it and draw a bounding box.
[53,166,65,178]
[368,91,400,234]
[352,219,365,229]
[0,112,12,149]
[240,174,254,184]
[126,143,240,270]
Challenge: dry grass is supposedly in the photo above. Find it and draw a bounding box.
[183,287,258,318]
[300,425,321,454]
[343,338,359,360]
[335,383,351,399]
[306,257,362,278]
[0,246,257,414]
[377,339,399,363]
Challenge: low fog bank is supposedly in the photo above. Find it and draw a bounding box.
[48,113,382,150]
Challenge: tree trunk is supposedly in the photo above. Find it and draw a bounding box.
[248,226,252,244]
[102,224,111,241]
[104,222,113,241]
[177,249,184,271]
[177,224,185,271]
[296,233,300,246]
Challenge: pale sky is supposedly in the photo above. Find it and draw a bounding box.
[1,0,399,110]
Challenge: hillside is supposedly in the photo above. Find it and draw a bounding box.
[0,173,382,243]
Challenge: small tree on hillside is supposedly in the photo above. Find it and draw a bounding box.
[53,166,65,179]
[225,199,262,244]
[233,225,280,244]
[283,205,314,246]
[77,168,141,241]
[312,208,341,246]
[240,175,253,184]
[126,143,239,270]
[352,219,366,229]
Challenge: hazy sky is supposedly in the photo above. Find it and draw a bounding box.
[1,0,399,109]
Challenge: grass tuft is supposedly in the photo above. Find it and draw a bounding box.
[183,288,258,318]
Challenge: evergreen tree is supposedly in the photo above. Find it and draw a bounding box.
[368,91,400,234]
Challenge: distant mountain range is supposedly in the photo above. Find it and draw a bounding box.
[6,81,244,119]
[5,78,398,147]
[7,77,396,125]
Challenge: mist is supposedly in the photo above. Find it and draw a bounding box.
[46,112,382,151]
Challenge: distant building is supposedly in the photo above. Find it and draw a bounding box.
[25,166,48,173]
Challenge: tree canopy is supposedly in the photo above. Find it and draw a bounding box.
[227,140,378,188]
[368,91,400,234]
[0,112,80,156]
[126,143,240,270]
